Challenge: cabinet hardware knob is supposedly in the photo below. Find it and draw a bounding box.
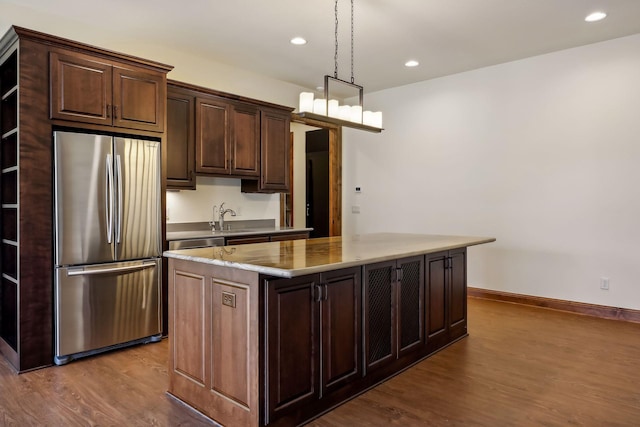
[114,105,118,119]
[314,284,322,302]
[106,104,111,118]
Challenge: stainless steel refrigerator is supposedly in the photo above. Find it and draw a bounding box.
[53,131,162,365]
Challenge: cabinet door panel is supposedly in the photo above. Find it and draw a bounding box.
[230,104,259,176]
[211,280,251,407]
[113,67,165,132]
[171,270,207,385]
[267,275,319,421]
[364,261,396,371]
[259,109,290,191]
[449,248,467,338]
[196,97,230,174]
[50,51,112,125]
[321,267,361,395]
[397,256,424,356]
[166,88,195,189]
[426,252,447,342]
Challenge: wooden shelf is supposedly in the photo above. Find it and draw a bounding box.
[0,46,19,359]
[2,127,18,139]
[1,85,17,101]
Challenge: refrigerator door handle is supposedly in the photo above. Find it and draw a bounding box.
[105,154,114,244]
[115,154,123,244]
[66,261,156,277]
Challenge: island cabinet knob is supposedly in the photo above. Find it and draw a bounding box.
[396,267,404,282]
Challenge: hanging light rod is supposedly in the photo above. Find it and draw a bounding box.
[293,0,383,133]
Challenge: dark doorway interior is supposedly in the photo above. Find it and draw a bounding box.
[306,129,330,238]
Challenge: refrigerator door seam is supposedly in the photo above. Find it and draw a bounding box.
[106,153,114,244]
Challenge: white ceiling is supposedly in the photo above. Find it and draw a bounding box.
[2,0,640,93]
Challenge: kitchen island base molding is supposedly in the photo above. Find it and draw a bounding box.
[166,233,496,426]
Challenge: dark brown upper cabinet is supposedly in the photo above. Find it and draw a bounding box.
[167,80,293,190]
[241,107,291,193]
[167,85,196,189]
[50,49,165,133]
[195,95,260,177]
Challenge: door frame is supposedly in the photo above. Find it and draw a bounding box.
[288,115,342,237]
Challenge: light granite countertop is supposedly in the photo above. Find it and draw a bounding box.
[163,233,496,278]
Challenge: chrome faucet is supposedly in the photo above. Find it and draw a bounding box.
[219,202,236,231]
[209,205,218,231]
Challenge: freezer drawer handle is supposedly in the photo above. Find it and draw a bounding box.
[67,262,156,276]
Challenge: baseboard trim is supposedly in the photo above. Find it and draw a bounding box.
[468,287,640,324]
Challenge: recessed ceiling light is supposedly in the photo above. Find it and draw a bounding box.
[405,60,419,67]
[290,37,307,45]
[585,11,607,22]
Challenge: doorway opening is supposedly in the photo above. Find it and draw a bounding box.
[306,129,330,238]
[283,117,342,236]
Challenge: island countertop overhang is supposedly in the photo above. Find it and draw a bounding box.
[163,232,496,278]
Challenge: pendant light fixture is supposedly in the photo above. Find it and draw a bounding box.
[295,0,383,132]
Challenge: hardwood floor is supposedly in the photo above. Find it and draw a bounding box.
[310,298,640,426]
[0,339,214,426]
[1,298,639,426]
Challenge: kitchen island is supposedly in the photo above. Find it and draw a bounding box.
[164,233,495,426]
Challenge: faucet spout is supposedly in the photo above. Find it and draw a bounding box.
[219,202,237,231]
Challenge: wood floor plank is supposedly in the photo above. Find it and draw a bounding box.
[1,298,639,426]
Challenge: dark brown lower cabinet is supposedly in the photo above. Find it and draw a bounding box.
[363,256,424,373]
[425,248,467,352]
[265,267,361,424]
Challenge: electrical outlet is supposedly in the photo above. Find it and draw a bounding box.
[600,277,609,290]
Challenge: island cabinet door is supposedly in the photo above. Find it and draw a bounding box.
[266,274,321,423]
[320,267,362,396]
[425,251,449,350]
[396,256,425,357]
[425,248,468,352]
[448,248,468,341]
[364,257,425,372]
[363,260,397,372]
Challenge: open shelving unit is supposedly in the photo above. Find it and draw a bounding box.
[0,47,18,359]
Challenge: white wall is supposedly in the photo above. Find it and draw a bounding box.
[167,176,279,224]
[343,33,640,310]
